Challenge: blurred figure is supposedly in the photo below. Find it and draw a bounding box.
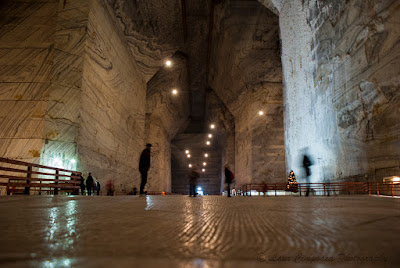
[302,154,313,196]
[106,180,114,196]
[224,164,234,198]
[86,172,94,196]
[80,174,85,195]
[189,165,200,197]
[96,180,101,196]
[139,144,152,196]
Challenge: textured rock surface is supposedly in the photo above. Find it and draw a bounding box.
[281,0,400,182]
[0,0,148,191]
[1,196,399,266]
[209,0,285,185]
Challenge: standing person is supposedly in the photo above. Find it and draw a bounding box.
[225,164,234,198]
[189,165,200,197]
[106,180,114,196]
[139,144,152,196]
[86,172,94,196]
[80,174,85,195]
[96,180,101,196]
[302,154,313,197]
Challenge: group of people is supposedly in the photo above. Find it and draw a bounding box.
[79,172,100,196]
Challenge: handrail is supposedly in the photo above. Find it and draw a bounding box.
[0,157,81,195]
[235,181,400,197]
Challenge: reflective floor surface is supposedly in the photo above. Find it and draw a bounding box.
[0,195,399,267]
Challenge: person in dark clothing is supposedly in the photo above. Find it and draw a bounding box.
[80,175,85,195]
[86,173,94,196]
[302,154,313,196]
[225,165,234,197]
[139,144,152,195]
[96,181,100,196]
[79,174,85,195]
[188,165,200,197]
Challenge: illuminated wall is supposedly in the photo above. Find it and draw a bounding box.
[280,0,400,182]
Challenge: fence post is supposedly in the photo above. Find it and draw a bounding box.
[377,182,379,196]
[54,170,59,195]
[24,166,31,195]
[323,184,326,196]
[368,183,371,196]
[392,183,394,197]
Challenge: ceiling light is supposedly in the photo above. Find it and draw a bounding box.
[165,60,172,67]
[204,153,208,157]
[203,162,206,166]
[208,134,212,138]
[188,164,192,168]
[206,141,210,145]
[172,89,178,95]
[258,111,264,115]
[187,154,191,158]
[202,168,205,172]
[210,124,215,129]
[185,150,190,154]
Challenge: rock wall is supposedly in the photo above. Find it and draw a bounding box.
[78,0,146,190]
[209,0,285,185]
[0,0,147,192]
[280,0,400,182]
[145,52,190,192]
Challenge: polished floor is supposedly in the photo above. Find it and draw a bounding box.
[0,195,399,267]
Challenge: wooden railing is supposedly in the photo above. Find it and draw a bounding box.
[236,181,400,197]
[0,157,81,195]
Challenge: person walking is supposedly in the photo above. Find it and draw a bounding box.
[189,165,200,197]
[86,173,94,196]
[139,144,152,196]
[302,154,313,197]
[224,164,234,197]
[96,180,101,196]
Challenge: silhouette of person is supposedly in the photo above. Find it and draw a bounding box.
[80,174,85,195]
[302,154,313,196]
[225,164,234,197]
[139,144,152,195]
[86,173,94,196]
[96,181,100,196]
[188,165,200,197]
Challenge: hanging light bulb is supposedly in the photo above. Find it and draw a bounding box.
[210,124,215,129]
[185,150,190,154]
[188,164,192,168]
[206,141,210,145]
[172,88,178,95]
[208,134,212,138]
[258,111,264,116]
[204,153,208,157]
[203,162,207,166]
[187,154,191,158]
[202,168,205,172]
[165,60,172,67]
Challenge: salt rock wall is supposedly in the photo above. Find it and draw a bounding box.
[78,0,146,190]
[107,0,183,82]
[145,52,190,192]
[0,0,147,192]
[281,0,400,182]
[0,0,84,168]
[209,0,285,185]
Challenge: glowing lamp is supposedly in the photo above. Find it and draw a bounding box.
[185,150,190,154]
[202,168,205,172]
[206,141,210,145]
[208,134,212,138]
[165,60,172,67]
[188,164,192,168]
[172,89,178,95]
[187,154,191,158]
[204,153,208,157]
[210,124,215,129]
[258,111,264,115]
[203,162,206,166]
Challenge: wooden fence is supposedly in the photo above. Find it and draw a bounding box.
[0,157,81,195]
